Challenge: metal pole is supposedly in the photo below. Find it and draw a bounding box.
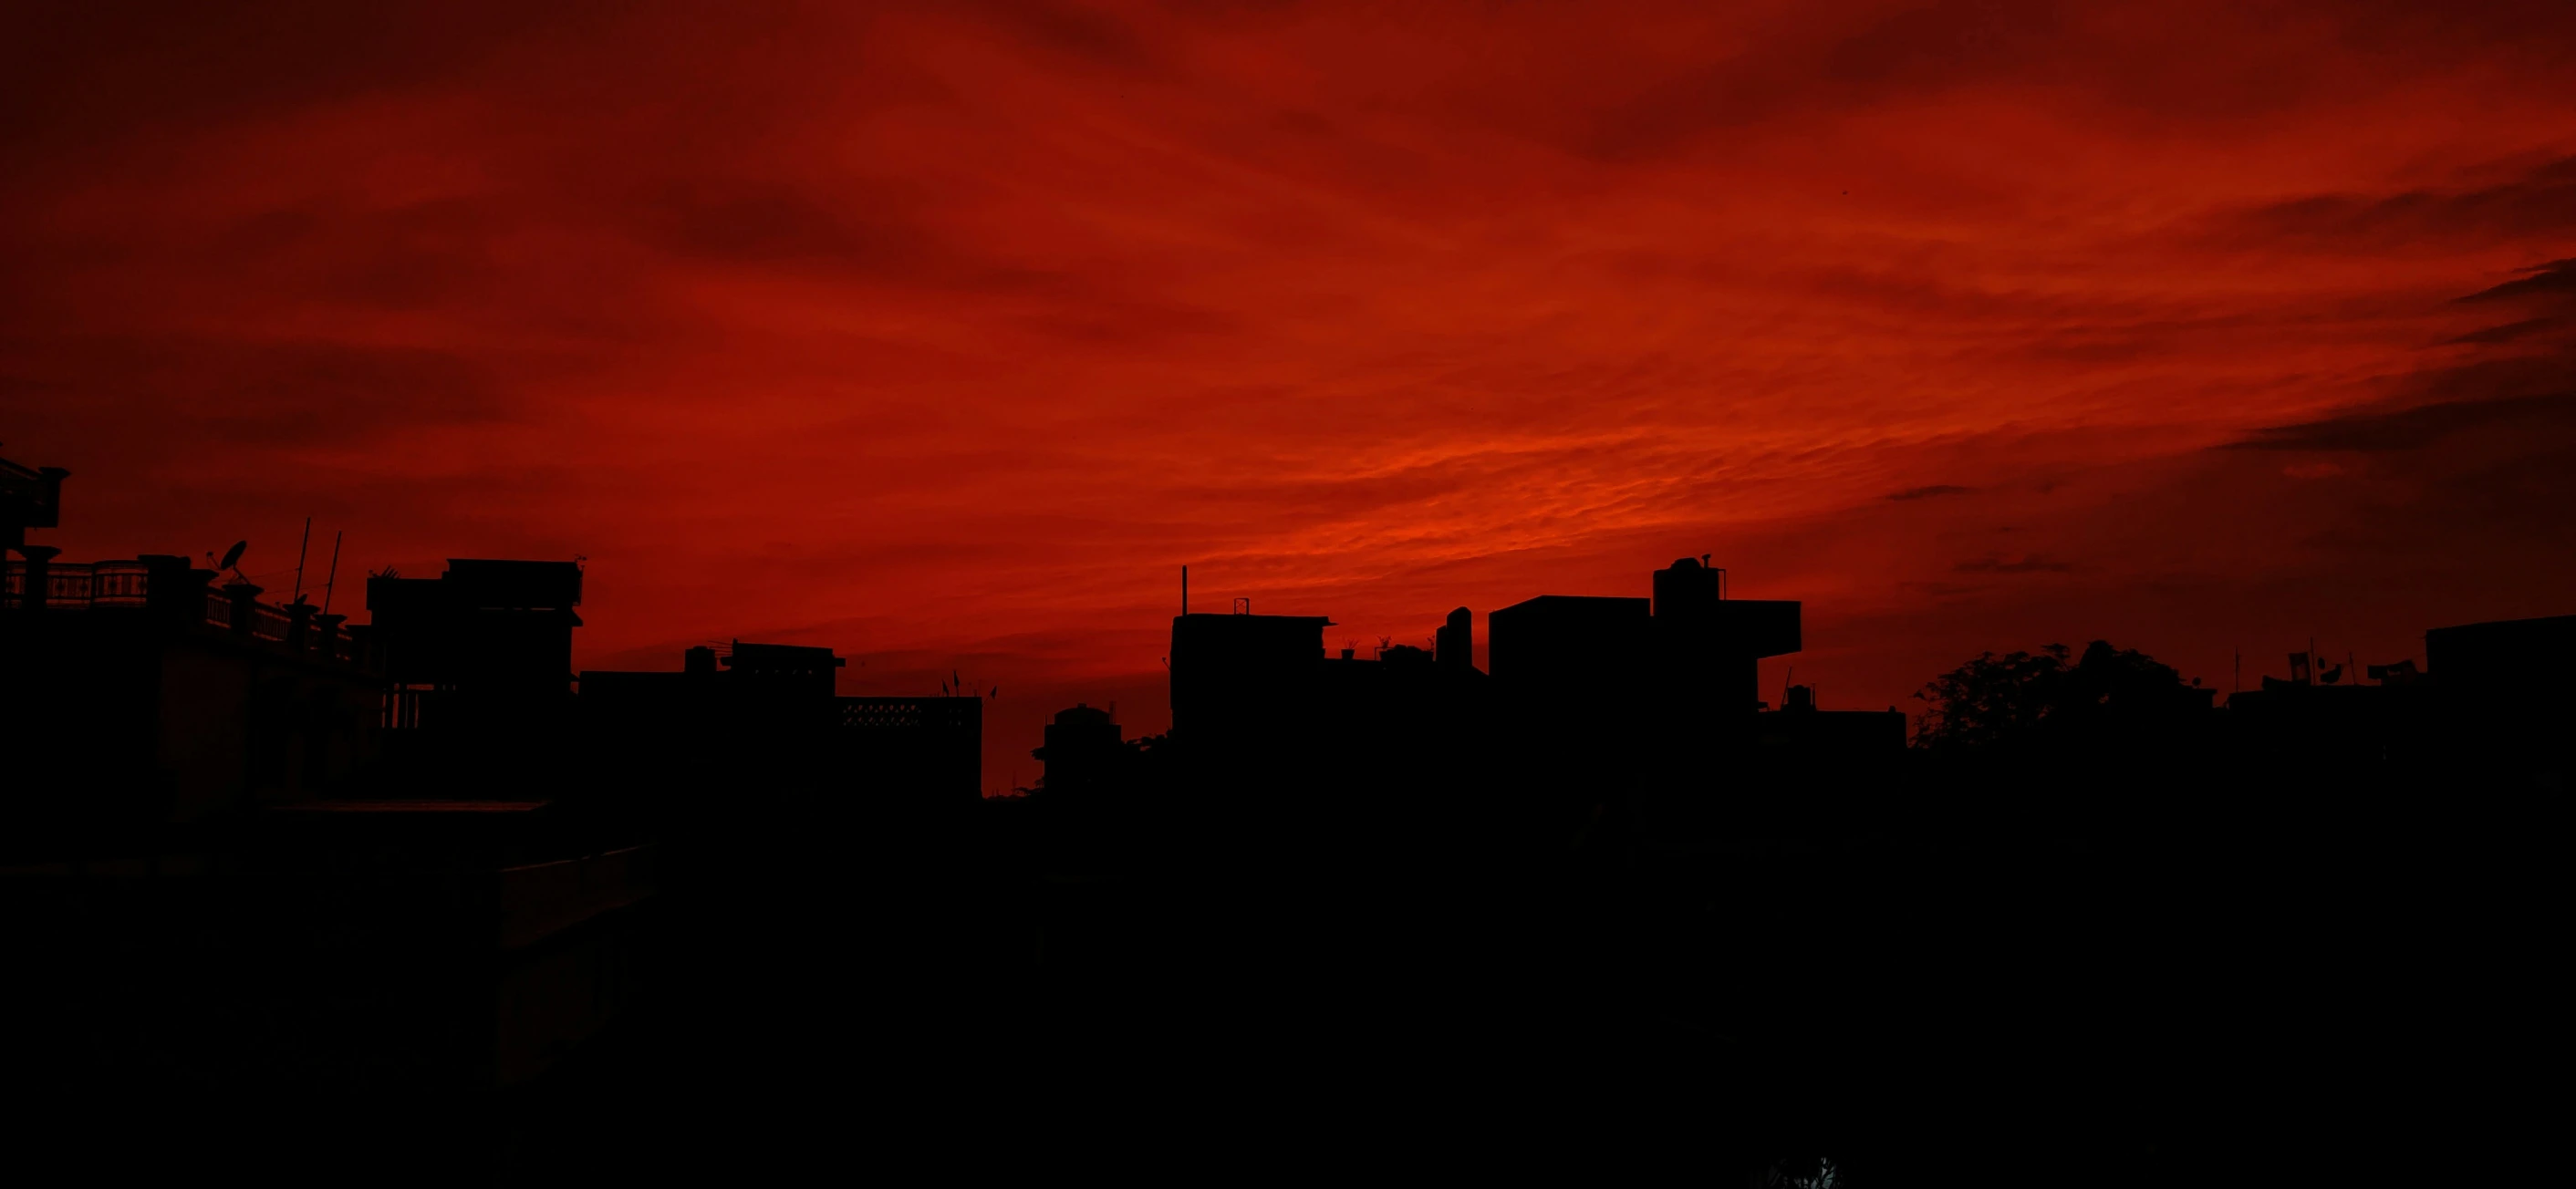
[294,516,311,603]
[321,532,343,615]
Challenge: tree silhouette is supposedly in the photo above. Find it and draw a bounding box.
[1913,639,2191,751]
[1755,1156,1846,1188]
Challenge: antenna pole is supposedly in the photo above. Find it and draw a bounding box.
[294,516,312,603]
[321,532,343,615]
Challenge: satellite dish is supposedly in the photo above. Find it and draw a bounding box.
[218,541,247,574]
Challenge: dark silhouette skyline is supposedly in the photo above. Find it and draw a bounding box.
[6,446,2569,1184]
[7,6,2576,1181]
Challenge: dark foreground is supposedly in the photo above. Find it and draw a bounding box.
[16,776,2557,1186]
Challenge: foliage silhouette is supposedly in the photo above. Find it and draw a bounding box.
[1912,639,2191,751]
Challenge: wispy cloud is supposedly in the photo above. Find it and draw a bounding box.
[6,0,2576,773]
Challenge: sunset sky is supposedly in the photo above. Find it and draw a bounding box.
[7,2,2574,789]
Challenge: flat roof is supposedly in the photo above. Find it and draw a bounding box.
[1174,612,1336,626]
[271,801,551,814]
[1491,594,1650,615]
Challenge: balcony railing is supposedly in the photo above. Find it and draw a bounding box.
[839,696,983,734]
[5,560,365,663]
[3,560,117,607]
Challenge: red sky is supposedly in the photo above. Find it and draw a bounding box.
[8,2,2575,791]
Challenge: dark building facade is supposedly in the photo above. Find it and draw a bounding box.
[3,549,381,838]
[2223,613,2574,791]
[1759,684,1908,754]
[840,696,984,802]
[2,466,644,1099]
[1169,611,1335,742]
[367,559,585,735]
[1648,556,1801,724]
[244,800,655,1091]
[1033,702,1125,796]
[1487,594,1651,696]
[581,641,983,807]
[1484,559,1808,792]
[1436,605,1473,671]
[1160,561,1827,807]
[2,452,68,558]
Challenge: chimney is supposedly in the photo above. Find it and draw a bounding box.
[316,613,348,661]
[286,598,316,651]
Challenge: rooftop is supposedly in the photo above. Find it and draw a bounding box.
[270,801,552,814]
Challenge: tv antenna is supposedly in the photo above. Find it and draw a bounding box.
[320,532,344,615]
[292,516,312,604]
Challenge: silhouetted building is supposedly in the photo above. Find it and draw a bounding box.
[582,639,849,747]
[723,640,847,700]
[582,641,982,806]
[1312,624,1497,832]
[1169,610,1335,753]
[2,548,379,839]
[1436,606,1474,672]
[2426,613,2572,787]
[1,451,68,561]
[841,696,984,802]
[1488,560,1803,783]
[2228,675,2401,719]
[2425,614,2576,708]
[1,478,640,1101]
[247,800,654,1090]
[1487,594,1650,695]
[1650,556,1801,723]
[367,559,585,734]
[1033,703,1125,796]
[1758,684,1907,754]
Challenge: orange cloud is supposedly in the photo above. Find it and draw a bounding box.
[5,1,2574,784]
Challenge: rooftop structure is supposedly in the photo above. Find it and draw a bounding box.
[367,559,584,731]
[1169,610,1335,742]
[581,640,982,806]
[1,452,68,556]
